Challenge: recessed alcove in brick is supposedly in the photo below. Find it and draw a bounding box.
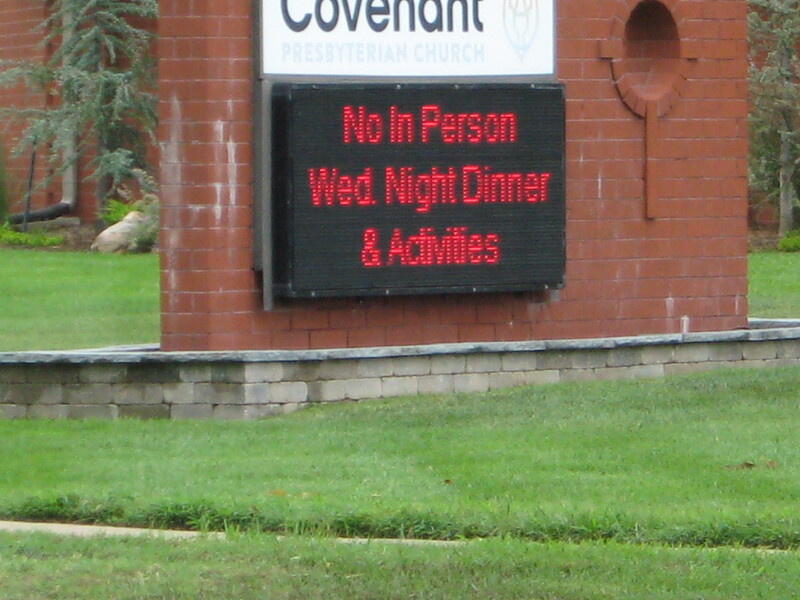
[599,0,702,218]
[602,0,695,118]
[623,0,681,110]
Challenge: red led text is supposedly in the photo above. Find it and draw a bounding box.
[386,166,551,212]
[342,106,384,144]
[309,166,551,212]
[360,227,500,267]
[308,167,377,206]
[420,105,517,144]
[342,104,518,145]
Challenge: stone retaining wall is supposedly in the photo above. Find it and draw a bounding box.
[2,327,799,420]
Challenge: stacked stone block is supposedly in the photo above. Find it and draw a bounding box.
[2,328,799,420]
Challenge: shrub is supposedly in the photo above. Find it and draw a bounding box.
[101,198,135,226]
[0,223,64,247]
[777,230,800,252]
[127,194,159,253]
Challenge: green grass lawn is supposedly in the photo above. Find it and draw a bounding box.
[0,249,159,351]
[2,533,798,600]
[1,250,799,597]
[748,251,800,318]
[2,367,800,547]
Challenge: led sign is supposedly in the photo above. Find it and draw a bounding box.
[271,83,565,298]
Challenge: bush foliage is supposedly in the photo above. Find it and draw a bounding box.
[101,199,135,227]
[0,223,63,247]
[777,230,800,251]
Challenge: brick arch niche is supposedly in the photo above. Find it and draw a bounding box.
[602,0,698,116]
[600,0,700,218]
[622,0,682,113]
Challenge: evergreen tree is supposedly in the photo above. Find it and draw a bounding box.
[0,0,157,209]
[749,0,800,235]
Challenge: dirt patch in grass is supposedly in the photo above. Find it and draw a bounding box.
[749,229,780,251]
[50,222,98,251]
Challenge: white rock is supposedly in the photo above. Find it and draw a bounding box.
[90,211,145,253]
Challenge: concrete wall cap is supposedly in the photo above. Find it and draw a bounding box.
[1,328,799,366]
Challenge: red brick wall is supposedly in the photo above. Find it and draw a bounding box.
[158,0,749,352]
[0,0,52,217]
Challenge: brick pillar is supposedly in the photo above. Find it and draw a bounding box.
[158,1,260,351]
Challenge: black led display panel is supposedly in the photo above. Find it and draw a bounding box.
[271,83,565,298]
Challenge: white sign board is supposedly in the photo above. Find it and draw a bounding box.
[262,0,555,77]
